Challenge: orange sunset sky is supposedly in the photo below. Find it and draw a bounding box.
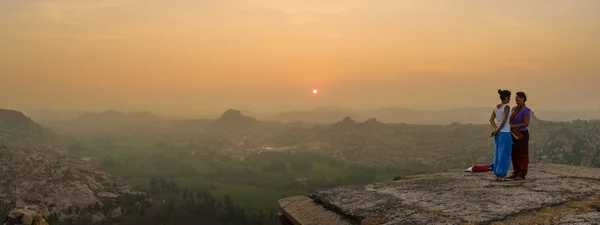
[1,0,599,115]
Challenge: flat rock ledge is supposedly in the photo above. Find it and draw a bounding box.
[278,164,600,225]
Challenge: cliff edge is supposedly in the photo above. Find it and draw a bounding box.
[279,164,600,225]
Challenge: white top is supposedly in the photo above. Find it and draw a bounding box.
[494,104,511,132]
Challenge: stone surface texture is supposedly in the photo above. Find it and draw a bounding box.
[280,164,600,225]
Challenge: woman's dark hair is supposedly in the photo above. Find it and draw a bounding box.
[498,89,511,101]
[516,92,527,102]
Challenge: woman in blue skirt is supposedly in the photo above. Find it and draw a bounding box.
[489,89,513,181]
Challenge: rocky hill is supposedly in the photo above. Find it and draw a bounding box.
[0,145,150,225]
[209,109,277,134]
[279,164,600,225]
[531,119,600,167]
[0,109,151,225]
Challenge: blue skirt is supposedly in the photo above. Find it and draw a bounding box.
[493,132,513,177]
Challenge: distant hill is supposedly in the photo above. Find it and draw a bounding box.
[0,109,61,148]
[24,109,84,125]
[369,107,491,124]
[210,109,273,134]
[271,110,367,124]
[269,107,600,124]
[160,110,600,170]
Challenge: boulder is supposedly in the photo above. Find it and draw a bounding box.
[25,194,43,204]
[97,192,119,199]
[107,206,122,219]
[2,208,48,225]
[51,172,64,180]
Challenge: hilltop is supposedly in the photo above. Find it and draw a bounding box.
[279,164,600,225]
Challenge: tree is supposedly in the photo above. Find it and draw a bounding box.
[182,187,189,199]
[223,194,234,211]
[102,156,117,167]
[150,177,159,194]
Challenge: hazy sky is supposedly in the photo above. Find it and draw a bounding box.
[1,0,599,114]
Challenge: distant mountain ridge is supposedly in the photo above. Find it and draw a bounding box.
[76,110,162,124]
[269,107,600,124]
[21,106,600,126]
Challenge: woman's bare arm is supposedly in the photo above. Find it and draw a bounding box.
[489,111,497,130]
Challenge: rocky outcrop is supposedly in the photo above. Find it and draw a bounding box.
[2,207,48,225]
[0,145,150,224]
[279,164,600,225]
[532,120,600,167]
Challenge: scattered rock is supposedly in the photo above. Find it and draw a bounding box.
[51,172,64,180]
[107,206,123,219]
[97,192,119,199]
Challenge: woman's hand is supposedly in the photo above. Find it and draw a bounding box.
[490,129,498,137]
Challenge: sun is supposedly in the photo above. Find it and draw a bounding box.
[312,89,318,94]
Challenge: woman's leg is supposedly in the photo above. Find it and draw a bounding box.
[510,143,520,178]
[493,135,501,177]
[519,130,530,178]
[494,132,512,177]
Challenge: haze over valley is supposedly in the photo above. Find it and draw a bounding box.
[1,0,600,224]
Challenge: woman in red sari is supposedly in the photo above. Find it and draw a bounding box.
[509,92,530,180]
